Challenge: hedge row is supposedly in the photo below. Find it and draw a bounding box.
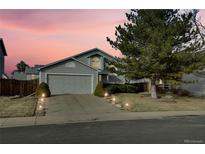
[103,83,147,94]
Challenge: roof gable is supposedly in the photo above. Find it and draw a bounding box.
[40,57,98,71]
[40,48,115,70]
[0,39,7,56]
[73,48,116,60]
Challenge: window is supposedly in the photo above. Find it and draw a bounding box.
[65,62,76,68]
[90,55,101,69]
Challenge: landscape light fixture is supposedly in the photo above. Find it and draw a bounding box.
[112,97,116,102]
[42,93,45,98]
[40,98,44,102]
[104,92,108,97]
[39,105,42,110]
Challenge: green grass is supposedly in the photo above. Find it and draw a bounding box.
[0,96,37,118]
[114,93,205,112]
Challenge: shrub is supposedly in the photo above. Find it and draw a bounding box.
[106,84,123,93]
[94,81,106,97]
[172,88,190,96]
[127,85,138,93]
[157,86,167,94]
[36,82,51,98]
[105,84,141,94]
[118,84,127,92]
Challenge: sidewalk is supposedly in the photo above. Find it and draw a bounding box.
[1,110,205,128]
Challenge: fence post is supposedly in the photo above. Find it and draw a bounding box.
[0,79,1,96]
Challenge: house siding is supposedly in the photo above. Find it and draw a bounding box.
[75,56,90,66]
[12,72,37,81]
[12,72,27,80]
[40,58,98,93]
[181,73,205,96]
[26,74,39,80]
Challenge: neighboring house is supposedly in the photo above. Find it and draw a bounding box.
[12,71,27,80]
[181,71,205,96]
[0,38,8,79]
[39,48,125,95]
[12,65,44,80]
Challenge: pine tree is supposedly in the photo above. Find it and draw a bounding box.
[107,9,205,98]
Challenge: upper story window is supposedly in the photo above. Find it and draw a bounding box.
[90,55,101,69]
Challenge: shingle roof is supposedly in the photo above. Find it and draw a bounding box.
[0,38,7,56]
[73,48,116,59]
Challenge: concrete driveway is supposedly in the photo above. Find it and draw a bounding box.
[45,94,121,119]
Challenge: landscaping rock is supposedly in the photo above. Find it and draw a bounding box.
[115,104,122,108]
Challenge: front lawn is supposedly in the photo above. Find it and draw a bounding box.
[0,96,37,118]
[114,93,205,112]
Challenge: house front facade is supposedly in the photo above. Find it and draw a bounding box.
[39,48,125,95]
[0,39,8,79]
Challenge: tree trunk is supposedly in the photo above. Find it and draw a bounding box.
[151,79,158,99]
[147,79,151,93]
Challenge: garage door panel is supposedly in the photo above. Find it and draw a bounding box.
[48,74,92,95]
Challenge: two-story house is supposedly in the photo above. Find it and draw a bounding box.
[39,48,125,95]
[0,39,8,79]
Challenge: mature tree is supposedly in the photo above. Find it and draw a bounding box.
[107,9,205,98]
[16,61,29,72]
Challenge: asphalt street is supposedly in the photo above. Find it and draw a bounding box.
[1,115,205,144]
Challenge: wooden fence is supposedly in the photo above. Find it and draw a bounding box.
[0,79,39,96]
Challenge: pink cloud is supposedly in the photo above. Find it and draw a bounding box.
[0,10,127,34]
[198,10,205,25]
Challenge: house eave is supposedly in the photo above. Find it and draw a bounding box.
[74,48,117,60]
[0,38,7,56]
[39,57,98,71]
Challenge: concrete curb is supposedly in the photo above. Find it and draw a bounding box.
[1,111,205,128]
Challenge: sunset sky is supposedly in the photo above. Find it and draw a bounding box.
[0,9,127,75]
[1,9,205,75]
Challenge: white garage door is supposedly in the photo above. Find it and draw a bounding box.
[47,74,93,95]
